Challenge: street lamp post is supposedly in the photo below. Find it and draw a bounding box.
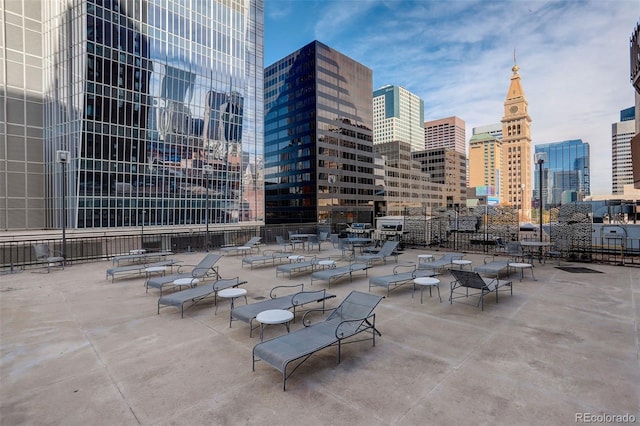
[535,152,547,243]
[56,150,70,265]
[204,170,211,251]
[520,183,526,223]
[328,174,336,232]
[140,209,146,247]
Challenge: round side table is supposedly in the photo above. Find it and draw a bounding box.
[509,262,536,281]
[452,259,473,270]
[216,287,248,322]
[317,259,336,269]
[173,277,199,292]
[144,266,167,289]
[255,309,294,341]
[288,255,305,263]
[413,277,441,303]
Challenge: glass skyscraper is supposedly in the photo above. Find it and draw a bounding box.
[264,41,375,225]
[43,0,264,229]
[535,139,590,209]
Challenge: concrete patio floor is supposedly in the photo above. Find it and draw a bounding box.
[1,245,639,425]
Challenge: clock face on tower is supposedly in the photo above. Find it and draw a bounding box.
[509,105,519,114]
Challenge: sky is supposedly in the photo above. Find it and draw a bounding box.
[263,0,639,196]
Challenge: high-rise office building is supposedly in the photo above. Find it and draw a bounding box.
[631,22,640,189]
[1,0,264,230]
[412,147,466,209]
[424,116,466,155]
[373,85,424,151]
[501,60,532,220]
[612,107,636,194]
[264,41,375,225]
[468,132,504,205]
[374,141,445,215]
[535,140,590,209]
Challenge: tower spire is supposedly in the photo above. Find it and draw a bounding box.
[512,48,519,74]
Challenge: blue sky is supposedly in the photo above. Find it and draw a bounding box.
[264,0,639,196]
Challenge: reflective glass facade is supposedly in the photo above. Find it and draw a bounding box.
[535,139,590,209]
[264,41,374,225]
[44,0,264,229]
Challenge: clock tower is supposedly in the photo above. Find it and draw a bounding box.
[501,57,532,222]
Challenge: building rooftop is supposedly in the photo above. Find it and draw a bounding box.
[1,245,639,424]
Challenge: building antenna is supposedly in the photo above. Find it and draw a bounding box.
[513,48,517,66]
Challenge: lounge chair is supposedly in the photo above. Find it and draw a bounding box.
[275,256,318,279]
[252,290,383,390]
[106,259,181,281]
[473,257,511,279]
[32,244,65,273]
[310,262,369,287]
[146,253,221,295]
[230,283,336,336]
[242,250,292,269]
[354,240,399,265]
[369,263,438,297]
[111,250,173,266]
[417,252,465,272]
[306,235,322,252]
[157,277,246,318]
[449,269,513,311]
[220,236,262,256]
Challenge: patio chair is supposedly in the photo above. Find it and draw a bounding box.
[220,236,262,256]
[310,262,369,288]
[32,244,65,273]
[449,269,512,311]
[417,252,464,273]
[230,283,336,336]
[369,263,438,297]
[337,238,353,258]
[146,253,221,295]
[506,242,533,264]
[354,240,399,265]
[157,277,246,318]
[329,234,340,248]
[252,290,383,390]
[275,235,294,252]
[307,235,322,252]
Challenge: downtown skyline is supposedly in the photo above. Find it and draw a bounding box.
[264,0,639,196]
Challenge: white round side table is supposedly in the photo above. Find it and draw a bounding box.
[413,277,441,303]
[317,259,336,269]
[216,287,248,319]
[509,262,536,281]
[288,255,305,263]
[144,266,167,289]
[452,259,473,270]
[255,309,294,341]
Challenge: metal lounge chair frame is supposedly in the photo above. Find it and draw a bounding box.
[368,263,438,297]
[275,256,318,279]
[241,250,292,269]
[230,283,336,335]
[111,250,174,266]
[146,253,222,295]
[106,259,181,281]
[354,240,399,265]
[449,269,513,311]
[157,277,246,318]
[310,262,369,288]
[252,290,383,390]
[417,252,465,273]
[473,256,511,280]
[220,236,262,255]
